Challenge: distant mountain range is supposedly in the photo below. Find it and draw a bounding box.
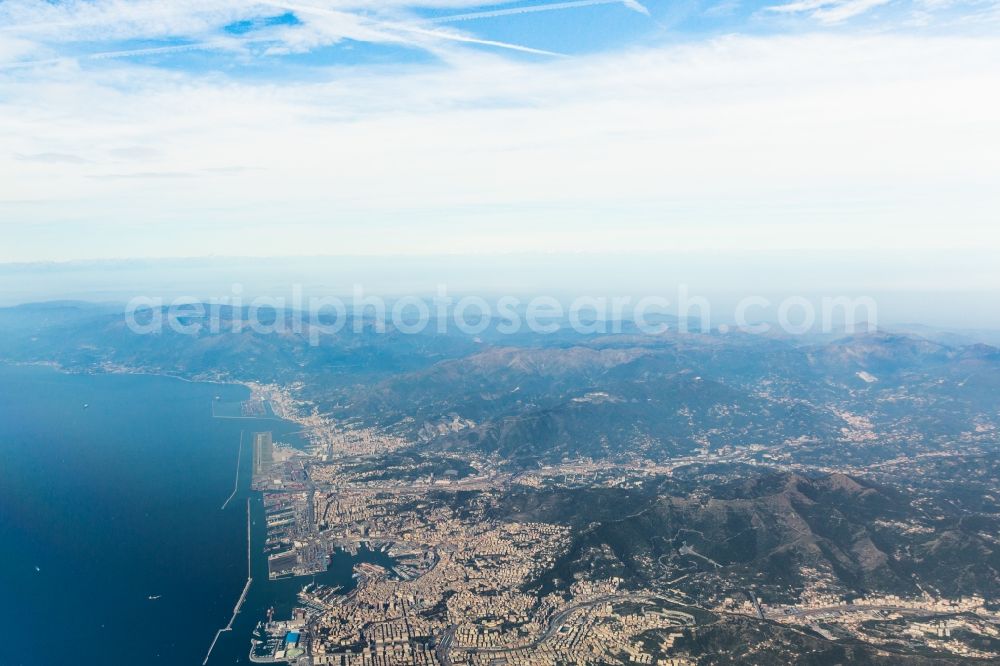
[2,301,998,468]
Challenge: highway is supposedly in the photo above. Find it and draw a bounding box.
[438,593,695,662]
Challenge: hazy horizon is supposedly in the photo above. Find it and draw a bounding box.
[2,252,999,330]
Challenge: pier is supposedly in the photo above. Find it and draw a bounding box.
[202,497,254,665]
[221,432,244,510]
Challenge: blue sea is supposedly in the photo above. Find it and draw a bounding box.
[0,364,384,665]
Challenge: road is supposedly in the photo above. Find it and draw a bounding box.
[439,593,694,662]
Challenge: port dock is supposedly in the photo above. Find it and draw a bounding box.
[202,497,253,665]
[221,432,244,511]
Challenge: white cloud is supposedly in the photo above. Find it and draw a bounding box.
[768,0,839,13]
[0,2,998,263]
[0,0,574,64]
[768,0,893,23]
[0,0,261,42]
[0,31,998,261]
[15,152,89,164]
[766,0,1000,24]
[813,0,893,21]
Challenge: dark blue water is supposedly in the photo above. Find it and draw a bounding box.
[0,365,389,665]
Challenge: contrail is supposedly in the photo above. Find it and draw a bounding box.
[622,0,652,14]
[391,23,564,56]
[87,40,233,60]
[1,1,572,70]
[0,40,234,70]
[271,1,564,56]
[430,0,651,23]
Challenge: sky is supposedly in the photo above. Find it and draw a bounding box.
[0,0,999,298]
